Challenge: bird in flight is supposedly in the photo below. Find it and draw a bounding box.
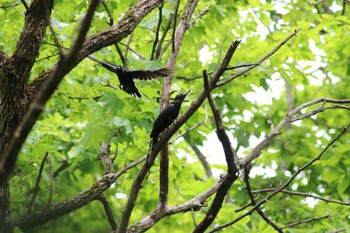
[89,56,171,98]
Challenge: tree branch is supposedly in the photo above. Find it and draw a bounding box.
[192,70,239,233]
[243,168,283,232]
[0,0,100,186]
[97,195,118,231]
[216,28,301,87]
[27,152,49,214]
[211,123,349,232]
[240,98,350,168]
[280,214,330,230]
[252,188,350,206]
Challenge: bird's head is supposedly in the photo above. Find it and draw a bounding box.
[174,90,191,102]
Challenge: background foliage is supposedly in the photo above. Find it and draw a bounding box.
[0,0,349,232]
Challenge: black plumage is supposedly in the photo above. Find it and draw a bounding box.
[150,91,190,146]
[90,56,171,97]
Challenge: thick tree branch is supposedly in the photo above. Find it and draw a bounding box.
[0,0,100,186]
[27,0,162,100]
[15,154,146,231]
[192,71,239,233]
[16,173,115,231]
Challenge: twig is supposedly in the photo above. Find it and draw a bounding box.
[27,152,49,215]
[189,5,210,28]
[124,33,134,67]
[169,105,208,143]
[217,28,301,87]
[119,42,146,60]
[243,168,283,232]
[252,188,350,206]
[210,124,349,232]
[97,195,118,231]
[20,0,28,10]
[53,160,70,178]
[225,63,257,70]
[0,3,21,9]
[99,80,118,90]
[155,13,174,59]
[39,0,63,56]
[280,214,330,230]
[171,0,180,53]
[47,155,54,206]
[101,0,113,26]
[35,52,60,62]
[101,0,127,67]
[290,104,350,122]
[151,1,164,60]
[190,144,213,178]
[240,97,350,169]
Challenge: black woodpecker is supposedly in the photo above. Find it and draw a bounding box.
[89,56,171,97]
[150,90,190,146]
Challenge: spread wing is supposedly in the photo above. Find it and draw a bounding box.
[150,103,175,138]
[124,68,172,80]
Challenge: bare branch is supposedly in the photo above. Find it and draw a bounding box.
[151,1,164,60]
[97,195,118,231]
[217,28,301,87]
[189,5,210,28]
[190,144,213,178]
[211,123,349,232]
[47,156,54,207]
[252,188,350,206]
[27,152,49,215]
[240,98,350,168]
[280,214,330,230]
[243,168,283,232]
[128,174,227,232]
[16,173,116,231]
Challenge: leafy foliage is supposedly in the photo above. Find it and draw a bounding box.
[0,0,349,232]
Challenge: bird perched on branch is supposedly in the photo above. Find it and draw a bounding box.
[89,56,171,98]
[150,90,190,147]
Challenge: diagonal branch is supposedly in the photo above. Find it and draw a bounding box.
[0,0,100,186]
